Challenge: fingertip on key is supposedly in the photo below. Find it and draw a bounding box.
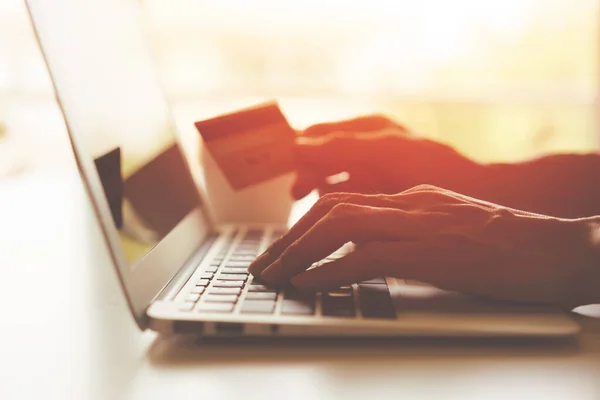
[248,252,270,275]
[259,259,286,284]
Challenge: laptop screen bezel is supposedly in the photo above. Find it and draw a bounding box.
[25,0,214,330]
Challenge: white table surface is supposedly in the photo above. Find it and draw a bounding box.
[1,166,600,400]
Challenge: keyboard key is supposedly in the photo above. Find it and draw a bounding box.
[281,299,315,315]
[233,245,258,250]
[198,302,234,313]
[358,284,396,319]
[236,245,259,251]
[244,229,264,238]
[284,288,315,301]
[322,293,355,317]
[185,293,201,302]
[358,283,391,294]
[228,255,256,262]
[360,277,387,285]
[225,261,252,268]
[190,286,205,294]
[213,280,245,288]
[241,300,276,314]
[238,239,260,245]
[208,287,242,295]
[201,272,214,280]
[217,273,248,281]
[209,261,222,267]
[248,284,277,292]
[327,287,353,297]
[221,267,249,275]
[196,279,210,287]
[245,292,278,300]
[204,294,238,303]
[179,303,195,312]
[205,266,218,273]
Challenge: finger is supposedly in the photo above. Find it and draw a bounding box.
[254,189,477,280]
[248,193,404,276]
[290,247,382,290]
[259,204,418,284]
[249,192,348,276]
[295,131,399,177]
[303,114,400,137]
[259,201,487,285]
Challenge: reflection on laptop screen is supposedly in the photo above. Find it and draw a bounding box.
[32,0,202,266]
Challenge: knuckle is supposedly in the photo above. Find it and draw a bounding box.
[326,203,363,228]
[403,184,439,194]
[326,203,372,240]
[316,192,342,210]
[414,183,439,192]
[402,185,448,206]
[482,208,516,239]
[329,202,354,217]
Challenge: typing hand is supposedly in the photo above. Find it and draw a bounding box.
[250,185,600,309]
[291,115,481,199]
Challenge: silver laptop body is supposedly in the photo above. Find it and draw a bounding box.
[26,0,579,338]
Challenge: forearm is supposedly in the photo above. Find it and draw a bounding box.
[466,154,600,218]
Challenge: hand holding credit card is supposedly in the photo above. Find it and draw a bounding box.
[195,102,296,191]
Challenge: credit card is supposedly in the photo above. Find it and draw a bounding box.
[195,102,296,191]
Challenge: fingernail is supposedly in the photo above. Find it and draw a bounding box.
[260,259,285,284]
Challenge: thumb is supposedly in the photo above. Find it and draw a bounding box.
[290,240,474,291]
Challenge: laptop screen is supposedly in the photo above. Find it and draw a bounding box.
[30,0,203,266]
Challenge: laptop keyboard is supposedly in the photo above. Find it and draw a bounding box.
[178,229,397,319]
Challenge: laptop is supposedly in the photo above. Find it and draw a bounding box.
[26,0,579,338]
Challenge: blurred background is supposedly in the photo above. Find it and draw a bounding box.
[1,0,599,179]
